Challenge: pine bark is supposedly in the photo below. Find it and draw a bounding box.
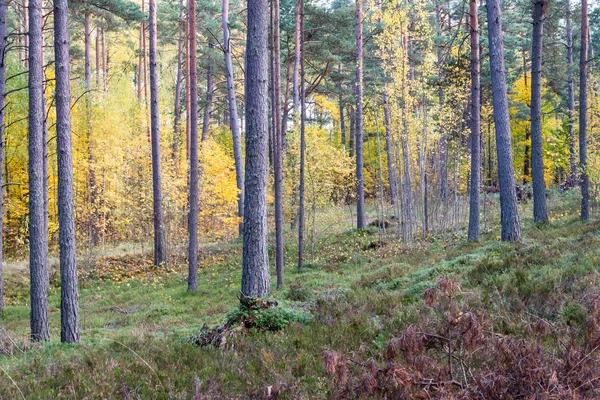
[222,0,244,234]
[187,0,199,291]
[242,0,271,297]
[271,0,284,288]
[173,5,184,160]
[580,0,589,221]
[434,0,448,203]
[84,13,92,88]
[530,0,548,223]
[383,90,396,206]
[102,29,107,90]
[292,0,301,112]
[0,0,7,313]
[149,0,166,265]
[297,0,305,270]
[54,0,80,343]
[349,105,355,157]
[486,0,521,241]
[354,0,366,229]
[467,0,481,241]
[338,64,346,145]
[23,0,28,68]
[28,0,50,341]
[95,25,101,86]
[566,0,576,185]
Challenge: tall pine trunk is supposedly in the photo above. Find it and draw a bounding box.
[486,0,521,241]
[580,0,589,221]
[54,0,80,343]
[292,0,301,112]
[149,0,166,265]
[85,12,98,247]
[84,13,92,88]
[468,0,481,241]
[354,0,366,229]
[223,0,244,235]
[173,5,184,161]
[28,0,50,341]
[383,90,396,206]
[530,0,548,223]
[242,0,271,297]
[434,0,448,203]
[566,0,576,185]
[0,0,7,313]
[187,0,200,291]
[271,0,284,288]
[297,0,305,270]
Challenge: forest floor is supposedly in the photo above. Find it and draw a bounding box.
[2,191,600,398]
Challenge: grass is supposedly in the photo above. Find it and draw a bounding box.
[2,190,600,397]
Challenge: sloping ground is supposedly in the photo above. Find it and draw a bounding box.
[2,193,600,398]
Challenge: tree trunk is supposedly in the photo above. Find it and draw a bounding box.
[185,16,191,160]
[201,44,214,142]
[354,0,366,229]
[400,36,413,242]
[383,90,396,206]
[468,0,481,241]
[28,0,49,341]
[434,0,448,203]
[149,0,166,265]
[271,0,284,288]
[297,0,305,270]
[292,0,301,112]
[242,0,271,297]
[566,0,576,185]
[23,0,28,68]
[338,64,346,145]
[530,0,548,223]
[522,52,530,184]
[0,0,7,313]
[85,14,98,247]
[173,5,184,161]
[222,0,244,234]
[486,0,521,241]
[102,28,107,90]
[95,25,100,86]
[84,12,92,88]
[138,18,143,101]
[349,105,355,157]
[142,2,148,102]
[54,0,80,343]
[187,0,199,291]
[580,0,589,221]
[281,50,292,140]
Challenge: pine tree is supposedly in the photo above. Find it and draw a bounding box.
[486,0,521,241]
[242,0,270,298]
[580,0,589,222]
[222,0,244,235]
[468,0,481,241]
[530,0,548,223]
[354,0,366,229]
[0,0,7,314]
[28,0,50,341]
[149,0,166,264]
[54,0,80,343]
[187,0,200,291]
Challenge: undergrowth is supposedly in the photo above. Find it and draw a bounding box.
[2,195,600,398]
